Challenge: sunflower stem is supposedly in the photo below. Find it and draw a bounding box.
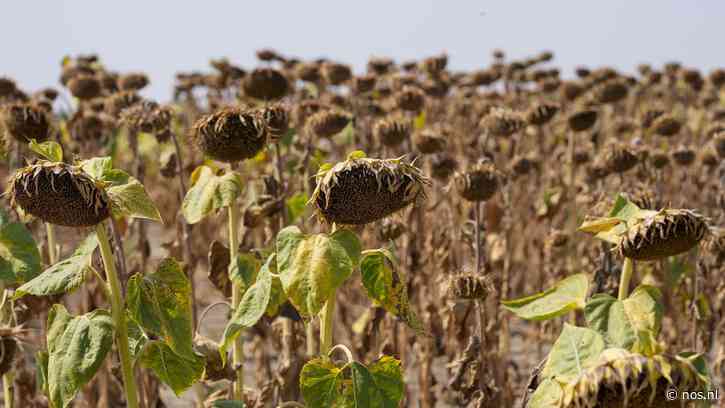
[228,198,245,401]
[618,257,634,300]
[95,222,139,408]
[45,223,58,265]
[320,294,336,357]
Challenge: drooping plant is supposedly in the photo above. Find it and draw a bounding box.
[7,141,163,408]
[508,194,713,408]
[217,151,428,407]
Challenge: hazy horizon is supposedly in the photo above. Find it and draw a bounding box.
[3,1,722,101]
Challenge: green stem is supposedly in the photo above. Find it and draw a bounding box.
[618,257,634,300]
[96,223,139,408]
[46,223,58,265]
[228,201,244,400]
[319,294,336,357]
[3,371,13,408]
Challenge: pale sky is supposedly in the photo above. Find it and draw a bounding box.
[2,1,722,101]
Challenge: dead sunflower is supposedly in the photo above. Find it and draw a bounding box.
[311,154,429,225]
[191,107,267,163]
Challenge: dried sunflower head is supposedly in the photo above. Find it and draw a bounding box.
[306,109,351,138]
[0,77,17,98]
[374,116,411,148]
[261,103,289,142]
[67,74,102,100]
[413,128,447,154]
[603,143,638,174]
[117,72,149,92]
[352,74,377,94]
[311,154,429,225]
[455,161,503,202]
[68,111,107,142]
[429,153,459,181]
[568,109,598,132]
[104,91,142,118]
[593,79,629,104]
[120,100,172,135]
[322,62,352,85]
[561,349,710,408]
[191,107,267,163]
[395,86,426,112]
[242,68,289,100]
[1,103,51,142]
[652,115,681,137]
[618,209,708,261]
[9,161,111,227]
[526,103,559,126]
[448,273,491,301]
[480,108,526,137]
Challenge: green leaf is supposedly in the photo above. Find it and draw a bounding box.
[286,192,309,223]
[182,166,242,224]
[347,150,367,160]
[541,324,605,383]
[528,378,564,408]
[367,356,405,407]
[79,157,159,221]
[127,258,195,358]
[15,233,98,299]
[229,252,260,290]
[0,208,41,283]
[211,401,246,408]
[502,274,589,321]
[300,358,344,408]
[220,254,273,364]
[46,305,114,408]
[360,249,425,334]
[584,294,635,349]
[126,314,147,360]
[623,285,663,355]
[140,340,205,396]
[107,178,162,222]
[414,111,426,130]
[276,227,361,318]
[29,139,63,162]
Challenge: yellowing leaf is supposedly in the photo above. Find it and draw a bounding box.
[182,166,242,224]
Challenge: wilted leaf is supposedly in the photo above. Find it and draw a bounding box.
[502,274,589,321]
[29,139,63,162]
[46,305,114,408]
[360,249,425,334]
[300,358,344,408]
[528,378,564,408]
[15,233,97,299]
[366,356,405,407]
[541,324,605,383]
[140,340,204,396]
[584,294,635,349]
[107,178,162,222]
[623,285,663,355]
[127,258,195,358]
[208,240,232,297]
[182,166,242,224]
[0,208,41,283]
[229,252,260,291]
[220,254,273,364]
[276,226,361,318]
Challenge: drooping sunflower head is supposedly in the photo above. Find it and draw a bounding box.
[448,273,491,301]
[561,349,710,408]
[9,161,111,227]
[454,161,503,202]
[618,209,708,261]
[242,68,289,100]
[311,153,429,225]
[306,109,351,139]
[1,103,51,142]
[191,107,267,163]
